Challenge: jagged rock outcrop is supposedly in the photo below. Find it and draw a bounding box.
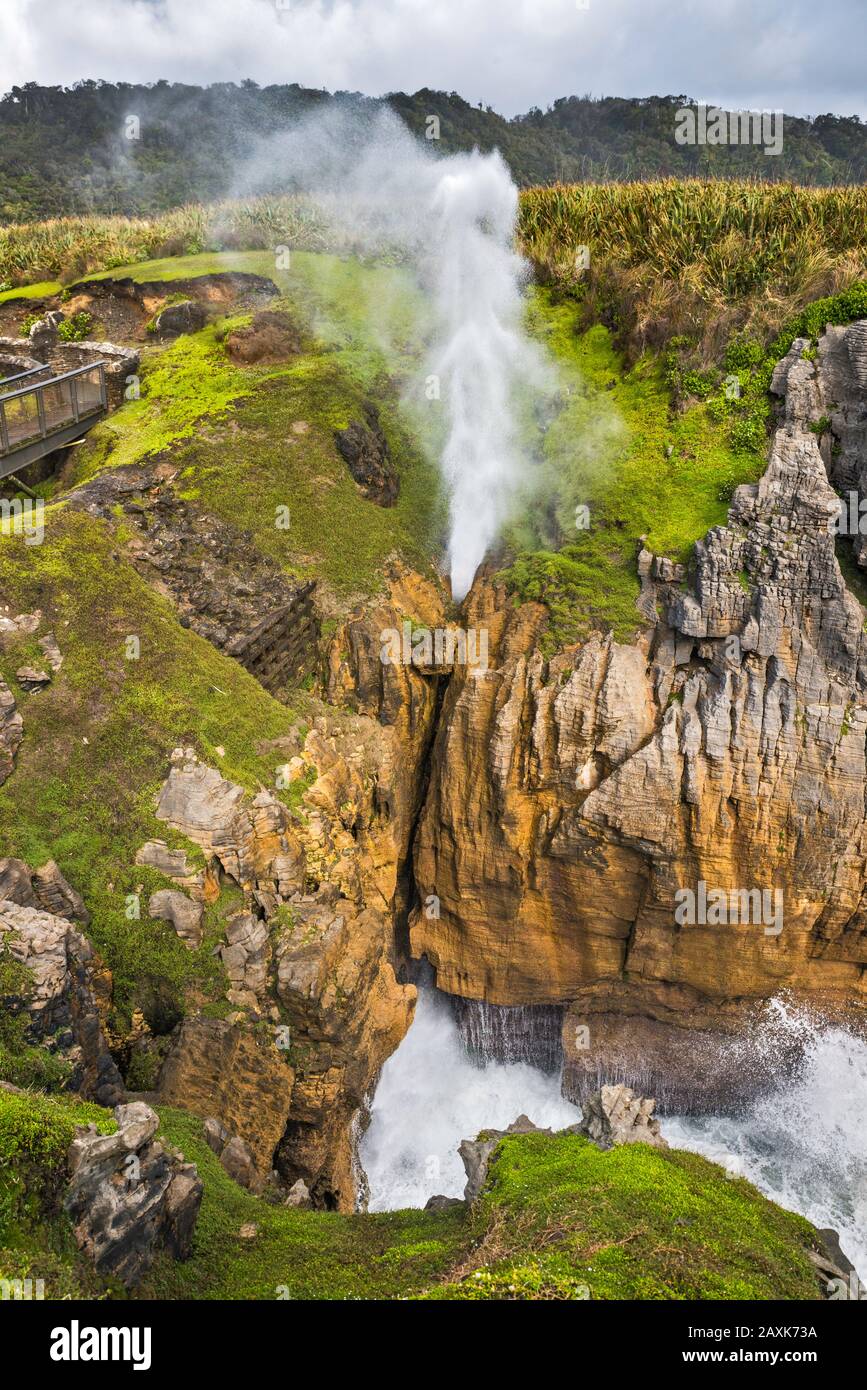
[15,666,50,692]
[155,751,307,906]
[0,675,23,784]
[575,1084,667,1150]
[272,888,414,1208]
[157,1017,294,1187]
[148,889,204,949]
[412,321,867,1109]
[148,569,445,1208]
[65,1101,202,1286]
[335,402,398,506]
[0,856,90,924]
[0,900,123,1105]
[459,1114,544,1202]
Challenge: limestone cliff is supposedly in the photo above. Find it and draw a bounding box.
[410,322,867,1108]
[148,568,446,1209]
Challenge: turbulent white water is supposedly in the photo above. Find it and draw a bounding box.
[360,983,579,1212]
[363,991,866,1281]
[664,1002,867,1279]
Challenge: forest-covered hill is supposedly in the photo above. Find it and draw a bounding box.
[1,80,865,222]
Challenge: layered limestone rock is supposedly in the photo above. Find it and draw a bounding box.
[272,889,414,1207]
[412,321,867,1109]
[157,1017,294,1189]
[0,674,23,784]
[0,900,123,1105]
[150,569,444,1208]
[65,1101,202,1287]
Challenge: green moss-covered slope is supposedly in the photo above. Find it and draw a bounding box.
[64,251,445,600]
[0,1091,822,1302]
[500,289,767,646]
[0,508,302,1034]
[425,1131,821,1301]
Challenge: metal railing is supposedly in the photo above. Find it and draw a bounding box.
[0,364,49,389]
[0,361,108,459]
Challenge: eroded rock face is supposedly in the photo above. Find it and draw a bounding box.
[412,321,867,1109]
[334,403,399,506]
[273,890,414,1208]
[0,676,23,784]
[0,901,123,1106]
[576,1084,667,1150]
[148,570,445,1208]
[68,485,320,692]
[155,753,307,904]
[64,1101,202,1287]
[157,1016,294,1187]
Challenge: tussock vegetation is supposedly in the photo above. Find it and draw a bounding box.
[518,180,867,359]
[0,197,333,290]
[4,181,867,366]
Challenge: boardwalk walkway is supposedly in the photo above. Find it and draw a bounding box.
[0,361,108,480]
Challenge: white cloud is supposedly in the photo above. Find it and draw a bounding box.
[0,0,864,118]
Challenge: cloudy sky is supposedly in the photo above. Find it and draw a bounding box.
[1,0,864,119]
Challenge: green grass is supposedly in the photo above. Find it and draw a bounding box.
[0,279,61,303]
[0,507,303,1034]
[65,315,262,482]
[0,1090,824,1301]
[500,290,766,648]
[139,1107,468,1301]
[67,251,445,600]
[424,1132,822,1302]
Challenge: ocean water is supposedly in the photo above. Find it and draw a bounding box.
[362,989,866,1280]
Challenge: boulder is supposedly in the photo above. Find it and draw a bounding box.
[135,839,192,878]
[284,1178,313,1209]
[37,632,64,672]
[32,859,91,925]
[64,1101,202,1287]
[220,1135,259,1192]
[151,300,206,337]
[0,901,123,1106]
[459,1115,546,1203]
[0,857,90,925]
[424,1194,465,1213]
[15,666,50,692]
[203,1116,229,1156]
[0,857,39,908]
[334,403,398,506]
[148,889,204,949]
[220,910,269,1000]
[574,1084,667,1151]
[0,676,23,783]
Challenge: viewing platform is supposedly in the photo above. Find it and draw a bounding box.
[0,361,108,480]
